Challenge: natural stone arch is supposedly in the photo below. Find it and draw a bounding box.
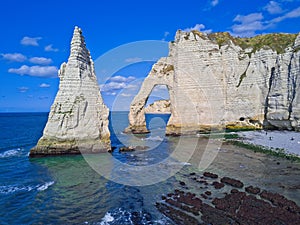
[125,58,174,133]
[144,84,171,114]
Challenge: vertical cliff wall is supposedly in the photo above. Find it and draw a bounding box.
[126,30,300,135]
[30,27,110,156]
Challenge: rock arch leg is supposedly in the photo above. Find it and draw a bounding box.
[125,58,174,133]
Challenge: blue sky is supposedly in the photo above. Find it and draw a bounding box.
[0,0,300,112]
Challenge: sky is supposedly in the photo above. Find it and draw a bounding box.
[0,0,300,112]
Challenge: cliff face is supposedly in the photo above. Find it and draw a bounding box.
[126,30,300,134]
[30,27,110,156]
[144,100,171,114]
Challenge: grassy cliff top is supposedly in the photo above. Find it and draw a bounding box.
[205,32,298,54]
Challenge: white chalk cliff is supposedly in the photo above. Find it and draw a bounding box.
[144,100,171,114]
[30,27,110,156]
[126,31,300,134]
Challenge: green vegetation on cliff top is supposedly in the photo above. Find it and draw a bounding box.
[205,32,298,54]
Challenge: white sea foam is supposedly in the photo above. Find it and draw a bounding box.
[142,136,164,142]
[0,181,54,194]
[37,181,55,191]
[0,184,33,194]
[0,148,23,158]
[0,185,23,194]
[164,161,191,166]
[99,212,114,225]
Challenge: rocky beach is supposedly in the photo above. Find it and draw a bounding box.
[238,130,300,156]
[156,139,300,225]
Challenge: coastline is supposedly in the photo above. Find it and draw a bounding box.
[196,130,300,160]
[233,130,300,160]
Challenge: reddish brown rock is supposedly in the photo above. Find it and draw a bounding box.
[260,190,300,213]
[221,176,244,188]
[212,181,225,189]
[179,181,186,186]
[245,185,261,195]
[203,172,218,179]
[157,174,300,225]
[156,202,200,225]
[205,191,212,196]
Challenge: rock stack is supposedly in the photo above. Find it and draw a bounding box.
[30,26,110,157]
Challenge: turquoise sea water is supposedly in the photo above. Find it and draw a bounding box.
[0,112,184,224]
[1,112,300,224]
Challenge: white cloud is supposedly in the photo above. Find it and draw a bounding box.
[232,13,266,36]
[120,93,133,97]
[100,82,127,92]
[233,13,264,24]
[29,57,53,65]
[183,24,212,33]
[45,44,59,52]
[264,1,284,14]
[211,0,219,7]
[1,53,27,62]
[18,87,29,93]
[125,57,142,63]
[162,31,170,41]
[232,5,300,36]
[20,37,42,46]
[106,92,117,96]
[8,65,58,78]
[100,75,138,95]
[109,75,136,83]
[271,6,300,23]
[125,84,139,90]
[39,83,50,88]
[149,85,170,99]
[39,96,49,100]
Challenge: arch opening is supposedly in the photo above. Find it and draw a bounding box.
[144,84,171,133]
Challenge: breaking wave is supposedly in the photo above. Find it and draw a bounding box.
[0,148,24,158]
[99,212,114,225]
[37,181,55,191]
[85,208,170,225]
[0,181,54,194]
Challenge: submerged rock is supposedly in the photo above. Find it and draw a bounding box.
[30,27,110,157]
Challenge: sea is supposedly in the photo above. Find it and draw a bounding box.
[0,112,187,224]
[1,112,300,225]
